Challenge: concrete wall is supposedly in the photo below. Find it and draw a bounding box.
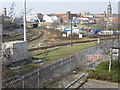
[2,41,28,65]
[13,41,28,62]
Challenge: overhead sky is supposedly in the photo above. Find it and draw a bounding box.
[0,0,119,15]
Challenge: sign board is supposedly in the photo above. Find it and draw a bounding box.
[86,54,101,62]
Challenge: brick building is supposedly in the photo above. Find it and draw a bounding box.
[51,11,80,22]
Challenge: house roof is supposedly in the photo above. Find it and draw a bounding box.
[108,14,118,17]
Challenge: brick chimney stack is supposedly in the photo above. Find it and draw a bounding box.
[66,11,71,21]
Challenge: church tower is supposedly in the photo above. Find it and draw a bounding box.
[107,1,112,15]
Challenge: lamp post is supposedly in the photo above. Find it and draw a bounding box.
[70,19,73,46]
[23,0,27,41]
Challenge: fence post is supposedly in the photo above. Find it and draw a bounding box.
[22,76,25,88]
[70,55,72,70]
[60,59,63,76]
[38,68,40,88]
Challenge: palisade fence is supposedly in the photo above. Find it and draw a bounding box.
[3,41,112,88]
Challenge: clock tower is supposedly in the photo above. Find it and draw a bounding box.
[107,1,112,15]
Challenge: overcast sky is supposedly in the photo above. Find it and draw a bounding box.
[0,0,119,15]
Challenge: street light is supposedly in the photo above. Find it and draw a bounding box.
[23,0,27,41]
[70,19,73,46]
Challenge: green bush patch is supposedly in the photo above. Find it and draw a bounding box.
[88,60,120,83]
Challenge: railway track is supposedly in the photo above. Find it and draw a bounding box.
[3,29,118,53]
[28,37,116,52]
[2,29,45,43]
[28,30,45,42]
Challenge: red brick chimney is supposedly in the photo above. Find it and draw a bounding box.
[66,11,71,20]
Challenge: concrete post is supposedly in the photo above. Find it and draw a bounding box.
[98,38,100,44]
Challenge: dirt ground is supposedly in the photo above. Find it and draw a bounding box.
[28,29,64,48]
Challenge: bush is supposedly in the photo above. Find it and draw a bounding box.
[96,61,109,70]
[88,60,120,83]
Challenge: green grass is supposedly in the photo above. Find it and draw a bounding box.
[88,60,120,83]
[83,24,103,30]
[4,65,37,78]
[31,41,98,62]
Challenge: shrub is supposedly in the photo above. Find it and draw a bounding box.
[88,60,120,83]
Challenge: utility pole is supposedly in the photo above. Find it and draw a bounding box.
[23,0,27,41]
[70,19,73,46]
[118,1,120,63]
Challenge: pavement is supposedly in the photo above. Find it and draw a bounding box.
[82,79,119,88]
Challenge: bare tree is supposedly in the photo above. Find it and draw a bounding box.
[102,37,117,72]
[2,2,17,31]
[8,2,16,19]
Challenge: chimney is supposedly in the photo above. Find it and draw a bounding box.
[104,11,107,17]
[66,11,71,20]
[2,8,7,16]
